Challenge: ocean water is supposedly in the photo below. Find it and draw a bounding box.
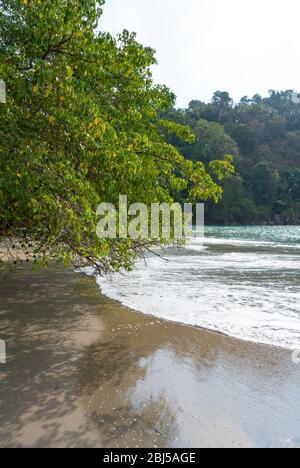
[97,226,300,349]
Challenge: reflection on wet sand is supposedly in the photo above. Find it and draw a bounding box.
[78,277,300,448]
[1,269,300,447]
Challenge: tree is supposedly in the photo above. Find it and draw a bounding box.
[212,91,233,110]
[181,119,238,165]
[249,162,279,208]
[211,91,235,127]
[0,0,233,272]
[205,176,258,225]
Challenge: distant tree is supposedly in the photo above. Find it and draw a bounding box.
[252,94,262,104]
[212,91,233,109]
[232,124,256,154]
[181,119,238,164]
[205,176,258,225]
[250,162,279,207]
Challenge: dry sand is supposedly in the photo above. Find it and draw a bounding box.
[0,267,300,448]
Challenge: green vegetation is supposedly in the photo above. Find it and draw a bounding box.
[0,0,233,273]
[166,90,300,225]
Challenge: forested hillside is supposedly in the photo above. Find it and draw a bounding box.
[167,91,300,225]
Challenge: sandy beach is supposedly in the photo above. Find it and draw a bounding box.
[0,267,300,448]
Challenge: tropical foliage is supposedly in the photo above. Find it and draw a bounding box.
[0,0,233,272]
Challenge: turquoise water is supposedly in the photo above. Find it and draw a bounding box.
[98,226,300,349]
[205,225,300,246]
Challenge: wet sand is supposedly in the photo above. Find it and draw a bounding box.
[0,267,300,448]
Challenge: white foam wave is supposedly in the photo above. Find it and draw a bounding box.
[96,240,300,350]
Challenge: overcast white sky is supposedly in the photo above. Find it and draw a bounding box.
[100,0,300,108]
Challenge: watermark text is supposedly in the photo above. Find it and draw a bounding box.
[0,340,6,364]
[0,79,6,104]
[96,196,204,240]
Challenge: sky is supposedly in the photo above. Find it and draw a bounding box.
[100,0,300,108]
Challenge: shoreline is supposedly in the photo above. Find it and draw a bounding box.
[96,276,298,353]
[1,267,300,448]
[95,286,292,353]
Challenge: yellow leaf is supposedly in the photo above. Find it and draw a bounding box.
[67,66,73,80]
[45,86,52,97]
[16,173,21,178]
[128,144,134,151]
[48,116,55,125]
[33,85,39,94]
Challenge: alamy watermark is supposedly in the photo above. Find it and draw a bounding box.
[0,340,6,364]
[96,195,204,240]
[291,91,300,104]
[0,79,6,104]
[292,350,300,364]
